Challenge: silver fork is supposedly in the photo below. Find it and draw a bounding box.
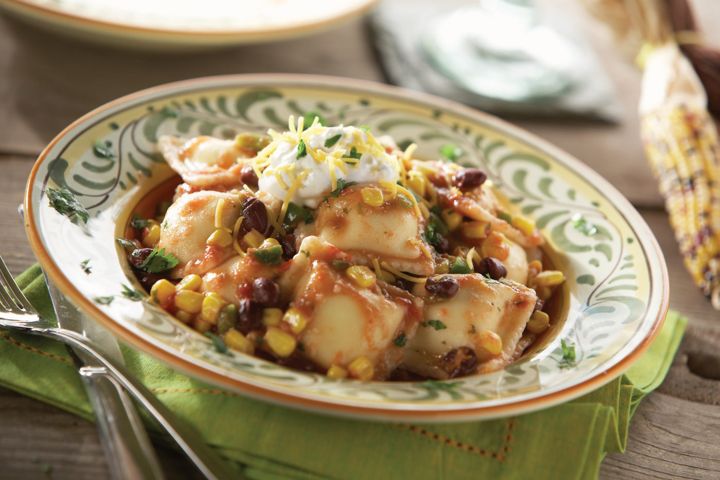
[0,257,236,480]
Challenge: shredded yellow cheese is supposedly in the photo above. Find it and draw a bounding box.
[214,198,226,230]
[466,247,478,270]
[232,216,246,257]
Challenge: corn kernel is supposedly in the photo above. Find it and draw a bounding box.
[511,215,536,237]
[262,308,283,327]
[264,327,297,358]
[142,223,161,247]
[207,228,233,247]
[527,310,550,334]
[442,210,463,231]
[174,289,203,314]
[477,330,503,356]
[481,232,510,260]
[462,221,488,239]
[176,274,201,292]
[536,286,553,301]
[348,356,374,381]
[201,292,225,324]
[192,317,212,333]
[243,229,265,248]
[150,279,175,305]
[528,260,543,278]
[224,328,254,354]
[259,237,280,249]
[361,186,384,207]
[327,364,348,380]
[283,307,308,334]
[533,270,565,288]
[407,171,427,197]
[345,265,376,288]
[175,310,193,324]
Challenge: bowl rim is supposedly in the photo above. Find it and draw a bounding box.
[2,0,379,45]
[24,73,670,421]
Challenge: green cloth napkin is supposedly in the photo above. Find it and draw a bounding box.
[0,265,686,480]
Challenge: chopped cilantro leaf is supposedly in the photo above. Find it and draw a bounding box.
[324,134,342,148]
[296,139,307,159]
[138,247,179,273]
[205,332,229,354]
[422,319,447,330]
[302,112,325,127]
[440,144,463,162]
[47,187,89,224]
[120,284,143,301]
[130,215,149,230]
[345,147,362,160]
[359,125,371,133]
[572,215,598,236]
[80,259,92,274]
[424,211,448,248]
[93,296,113,305]
[329,178,357,198]
[92,140,114,159]
[449,257,472,274]
[498,211,512,223]
[253,245,283,265]
[560,339,576,367]
[394,332,407,347]
[283,202,314,230]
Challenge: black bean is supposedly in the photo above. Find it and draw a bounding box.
[395,278,414,292]
[240,165,259,188]
[279,234,297,260]
[474,256,507,280]
[235,299,262,334]
[425,276,459,298]
[242,197,268,235]
[252,277,280,306]
[135,271,163,292]
[434,236,450,254]
[440,347,479,378]
[454,168,487,191]
[128,248,153,268]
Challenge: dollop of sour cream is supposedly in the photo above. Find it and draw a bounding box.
[256,124,400,208]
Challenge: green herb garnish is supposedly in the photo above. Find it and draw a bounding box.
[283,202,314,230]
[47,187,89,224]
[120,284,143,301]
[138,247,179,273]
[253,245,283,265]
[205,332,229,355]
[302,111,325,127]
[116,238,137,252]
[345,147,362,160]
[130,215,149,230]
[329,178,357,198]
[572,215,598,236]
[80,259,92,274]
[560,339,576,367]
[422,319,447,331]
[324,134,342,148]
[394,332,407,347]
[440,143,463,162]
[498,211,513,223]
[93,140,114,159]
[424,211,448,248]
[296,139,307,159]
[449,257,472,274]
[93,296,114,305]
[331,259,350,270]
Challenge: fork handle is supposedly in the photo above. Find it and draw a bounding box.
[79,366,165,480]
[45,327,238,480]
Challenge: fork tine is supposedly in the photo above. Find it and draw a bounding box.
[0,257,35,312]
[0,283,18,312]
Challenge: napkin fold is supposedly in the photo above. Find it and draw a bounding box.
[0,265,685,480]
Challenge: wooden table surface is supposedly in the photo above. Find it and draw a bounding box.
[0,2,719,479]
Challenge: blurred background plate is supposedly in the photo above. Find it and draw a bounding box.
[0,0,378,50]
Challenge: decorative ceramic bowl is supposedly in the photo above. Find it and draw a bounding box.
[0,0,377,49]
[24,75,668,422]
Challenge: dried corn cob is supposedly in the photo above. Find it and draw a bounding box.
[640,44,720,307]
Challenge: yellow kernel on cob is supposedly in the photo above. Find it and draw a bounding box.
[442,210,463,231]
[345,265,376,288]
[224,328,254,354]
[477,330,503,356]
[206,228,233,247]
[327,364,348,380]
[348,356,374,381]
[264,327,297,358]
[533,270,565,288]
[527,310,550,334]
[407,171,427,197]
[177,274,202,292]
[511,215,536,237]
[142,223,161,247]
[174,290,203,314]
[150,279,175,305]
[283,307,308,334]
[201,292,225,324]
[262,308,283,327]
[361,186,384,207]
[243,229,265,248]
[462,221,488,239]
[175,310,193,324]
